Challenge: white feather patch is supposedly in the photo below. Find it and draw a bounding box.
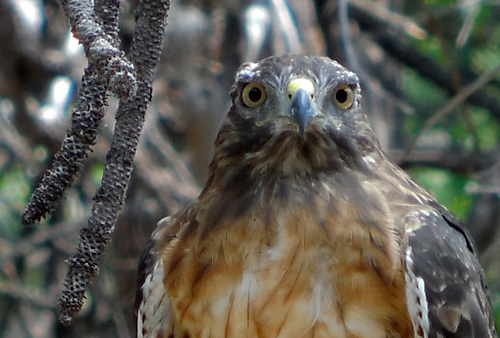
[405,246,430,338]
[137,259,170,338]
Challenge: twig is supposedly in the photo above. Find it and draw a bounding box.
[349,0,426,39]
[401,63,500,160]
[0,281,56,309]
[349,5,500,116]
[270,0,302,53]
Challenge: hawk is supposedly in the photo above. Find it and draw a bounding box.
[135,55,498,337]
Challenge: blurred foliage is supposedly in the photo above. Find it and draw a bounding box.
[0,0,499,337]
[409,166,475,220]
[0,165,30,236]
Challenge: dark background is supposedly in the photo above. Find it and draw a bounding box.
[0,0,499,337]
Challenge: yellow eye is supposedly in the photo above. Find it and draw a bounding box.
[242,83,267,107]
[333,84,355,109]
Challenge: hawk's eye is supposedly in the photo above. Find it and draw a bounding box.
[333,84,355,109]
[242,83,267,107]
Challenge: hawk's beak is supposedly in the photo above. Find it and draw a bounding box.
[287,78,314,136]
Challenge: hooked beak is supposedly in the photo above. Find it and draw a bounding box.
[287,78,315,136]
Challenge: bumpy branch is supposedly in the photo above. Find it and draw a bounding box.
[21,0,136,226]
[21,67,107,226]
[61,0,137,99]
[57,0,170,326]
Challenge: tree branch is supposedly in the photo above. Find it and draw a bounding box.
[57,0,170,325]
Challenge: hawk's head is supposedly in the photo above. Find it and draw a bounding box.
[210,55,381,181]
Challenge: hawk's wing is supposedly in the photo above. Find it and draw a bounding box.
[405,207,497,338]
